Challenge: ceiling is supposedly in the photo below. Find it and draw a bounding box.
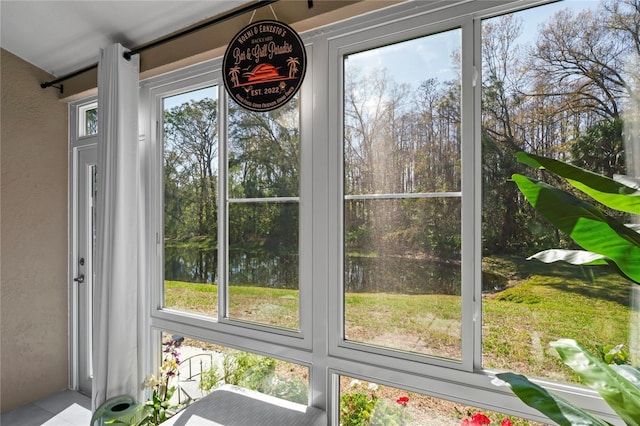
[0,1,253,77]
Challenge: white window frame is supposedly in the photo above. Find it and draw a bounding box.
[139,50,317,391]
[328,14,473,373]
[68,96,99,392]
[136,0,625,423]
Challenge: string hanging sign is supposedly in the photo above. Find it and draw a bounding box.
[223,20,307,112]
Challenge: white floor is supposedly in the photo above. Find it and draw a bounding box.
[0,390,91,426]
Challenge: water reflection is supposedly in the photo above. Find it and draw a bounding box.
[165,247,465,294]
[165,247,299,289]
[345,256,460,295]
[165,247,217,283]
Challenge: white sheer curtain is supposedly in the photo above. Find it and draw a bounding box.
[92,43,141,409]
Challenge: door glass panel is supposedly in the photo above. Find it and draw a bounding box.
[163,86,219,318]
[77,147,97,395]
[227,96,300,329]
[343,29,462,359]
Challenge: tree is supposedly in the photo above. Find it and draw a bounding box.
[481,13,544,253]
[227,97,300,249]
[164,98,218,242]
[570,119,626,177]
[528,4,638,121]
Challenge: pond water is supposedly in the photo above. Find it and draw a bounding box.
[165,247,463,295]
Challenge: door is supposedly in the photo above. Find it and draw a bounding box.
[74,145,97,395]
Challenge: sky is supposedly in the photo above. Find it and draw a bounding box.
[163,85,217,111]
[163,0,602,110]
[345,0,600,88]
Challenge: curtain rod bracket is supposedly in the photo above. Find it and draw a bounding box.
[40,82,64,93]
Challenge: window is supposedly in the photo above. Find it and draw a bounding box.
[342,28,463,360]
[480,1,633,385]
[79,102,98,137]
[142,1,636,424]
[163,86,219,318]
[161,82,303,332]
[153,332,309,407]
[338,374,543,425]
[227,94,301,329]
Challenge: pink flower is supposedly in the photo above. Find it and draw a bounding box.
[396,396,410,406]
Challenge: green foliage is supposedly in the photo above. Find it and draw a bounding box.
[198,350,308,405]
[266,374,309,404]
[85,108,98,135]
[550,339,640,426]
[498,153,640,424]
[232,352,276,391]
[131,337,184,425]
[164,95,300,256]
[341,390,376,426]
[597,343,631,366]
[494,371,611,426]
[570,119,626,178]
[513,152,640,283]
[496,340,640,426]
[199,351,275,391]
[138,385,176,426]
[198,365,222,393]
[515,152,640,215]
[340,380,411,426]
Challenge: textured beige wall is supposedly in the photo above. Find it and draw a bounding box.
[1,48,69,412]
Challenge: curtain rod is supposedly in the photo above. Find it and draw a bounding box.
[40,0,281,93]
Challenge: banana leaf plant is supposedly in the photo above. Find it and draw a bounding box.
[493,152,640,424]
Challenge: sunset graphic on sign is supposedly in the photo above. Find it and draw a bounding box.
[228,58,301,87]
[223,20,307,112]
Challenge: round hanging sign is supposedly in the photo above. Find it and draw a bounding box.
[223,20,306,112]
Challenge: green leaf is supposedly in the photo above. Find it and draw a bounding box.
[516,152,640,214]
[527,249,609,265]
[551,339,640,426]
[611,365,640,388]
[494,372,611,425]
[512,174,640,283]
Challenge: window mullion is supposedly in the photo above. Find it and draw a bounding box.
[471,15,484,372]
[460,15,479,372]
[218,82,230,322]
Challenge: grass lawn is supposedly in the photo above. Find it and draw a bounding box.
[165,255,633,384]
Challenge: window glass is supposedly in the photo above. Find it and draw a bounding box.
[163,86,219,318]
[227,95,301,329]
[481,0,633,383]
[339,375,546,425]
[149,2,640,424]
[155,332,309,407]
[79,103,98,136]
[343,29,462,359]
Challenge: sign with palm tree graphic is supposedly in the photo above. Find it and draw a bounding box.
[223,20,306,112]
